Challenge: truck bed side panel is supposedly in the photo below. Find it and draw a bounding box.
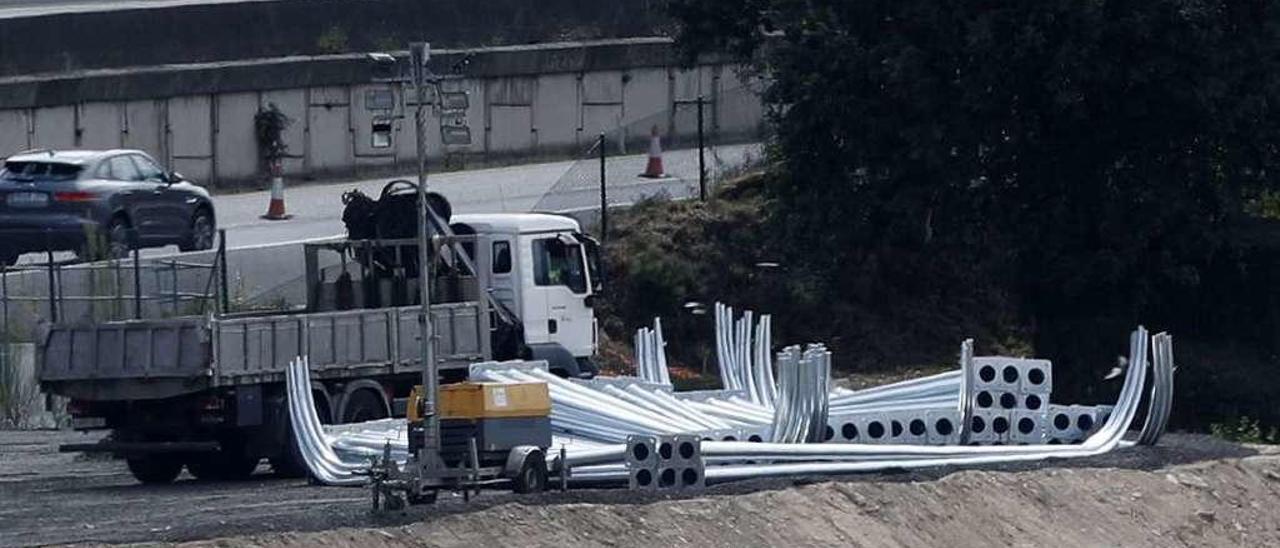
[213,303,486,384]
[39,319,208,381]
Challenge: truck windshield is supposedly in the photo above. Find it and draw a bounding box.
[0,161,82,182]
[532,237,587,294]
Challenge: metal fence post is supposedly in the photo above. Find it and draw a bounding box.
[698,94,707,201]
[132,246,142,320]
[45,248,57,324]
[218,229,229,314]
[1,265,9,337]
[114,258,123,320]
[171,260,179,316]
[599,132,607,242]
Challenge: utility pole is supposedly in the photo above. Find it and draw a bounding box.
[697,95,706,201]
[410,41,440,477]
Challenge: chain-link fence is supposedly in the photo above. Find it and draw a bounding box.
[532,82,769,217]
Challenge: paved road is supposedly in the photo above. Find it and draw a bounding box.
[0,429,1253,546]
[13,144,756,265]
[215,144,755,250]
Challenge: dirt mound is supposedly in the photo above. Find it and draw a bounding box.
[175,448,1280,548]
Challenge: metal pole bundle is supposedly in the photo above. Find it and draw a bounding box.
[633,318,672,385]
[285,325,1175,490]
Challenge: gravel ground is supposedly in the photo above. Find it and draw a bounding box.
[0,429,1270,547]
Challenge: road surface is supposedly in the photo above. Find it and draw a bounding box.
[13,143,758,264]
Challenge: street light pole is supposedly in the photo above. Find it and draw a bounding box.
[410,42,440,476]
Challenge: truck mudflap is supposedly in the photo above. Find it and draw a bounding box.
[59,441,220,456]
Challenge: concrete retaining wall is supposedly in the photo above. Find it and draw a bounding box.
[0,0,670,77]
[0,39,764,189]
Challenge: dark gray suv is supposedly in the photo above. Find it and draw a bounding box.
[0,149,216,264]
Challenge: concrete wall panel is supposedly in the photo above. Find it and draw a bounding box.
[309,90,353,174]
[531,74,579,150]
[31,106,75,150]
[622,68,668,150]
[0,109,29,157]
[122,100,163,159]
[487,77,535,107]
[582,71,624,104]
[76,102,120,150]
[215,92,260,181]
[488,105,534,153]
[671,66,716,102]
[167,95,213,182]
[582,104,623,148]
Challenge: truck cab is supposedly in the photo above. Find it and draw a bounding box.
[450,213,600,376]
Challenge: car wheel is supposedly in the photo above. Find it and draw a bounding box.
[105,218,133,260]
[180,209,215,252]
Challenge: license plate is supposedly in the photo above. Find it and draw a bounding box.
[71,416,107,429]
[7,191,49,208]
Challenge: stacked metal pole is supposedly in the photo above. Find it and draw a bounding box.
[633,318,672,385]
[286,324,1176,490]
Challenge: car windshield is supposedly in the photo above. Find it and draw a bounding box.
[0,161,83,182]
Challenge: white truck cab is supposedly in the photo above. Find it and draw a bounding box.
[451,213,601,373]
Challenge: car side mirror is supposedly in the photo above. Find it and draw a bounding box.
[167,171,184,183]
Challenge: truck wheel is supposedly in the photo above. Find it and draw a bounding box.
[512,454,548,494]
[273,394,332,478]
[126,456,183,485]
[188,455,260,481]
[342,390,388,424]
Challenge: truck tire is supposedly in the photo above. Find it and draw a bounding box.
[341,390,388,423]
[512,453,548,494]
[126,456,183,485]
[188,455,260,481]
[272,392,332,478]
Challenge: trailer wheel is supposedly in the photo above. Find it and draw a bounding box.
[126,456,183,485]
[512,453,548,494]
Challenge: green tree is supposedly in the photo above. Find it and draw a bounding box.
[670,0,1280,401]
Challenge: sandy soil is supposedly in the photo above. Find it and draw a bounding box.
[5,429,1278,547]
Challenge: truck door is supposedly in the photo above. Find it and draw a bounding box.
[524,234,595,357]
[488,238,518,314]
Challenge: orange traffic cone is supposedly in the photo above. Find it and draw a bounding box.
[261,160,292,220]
[639,125,668,179]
